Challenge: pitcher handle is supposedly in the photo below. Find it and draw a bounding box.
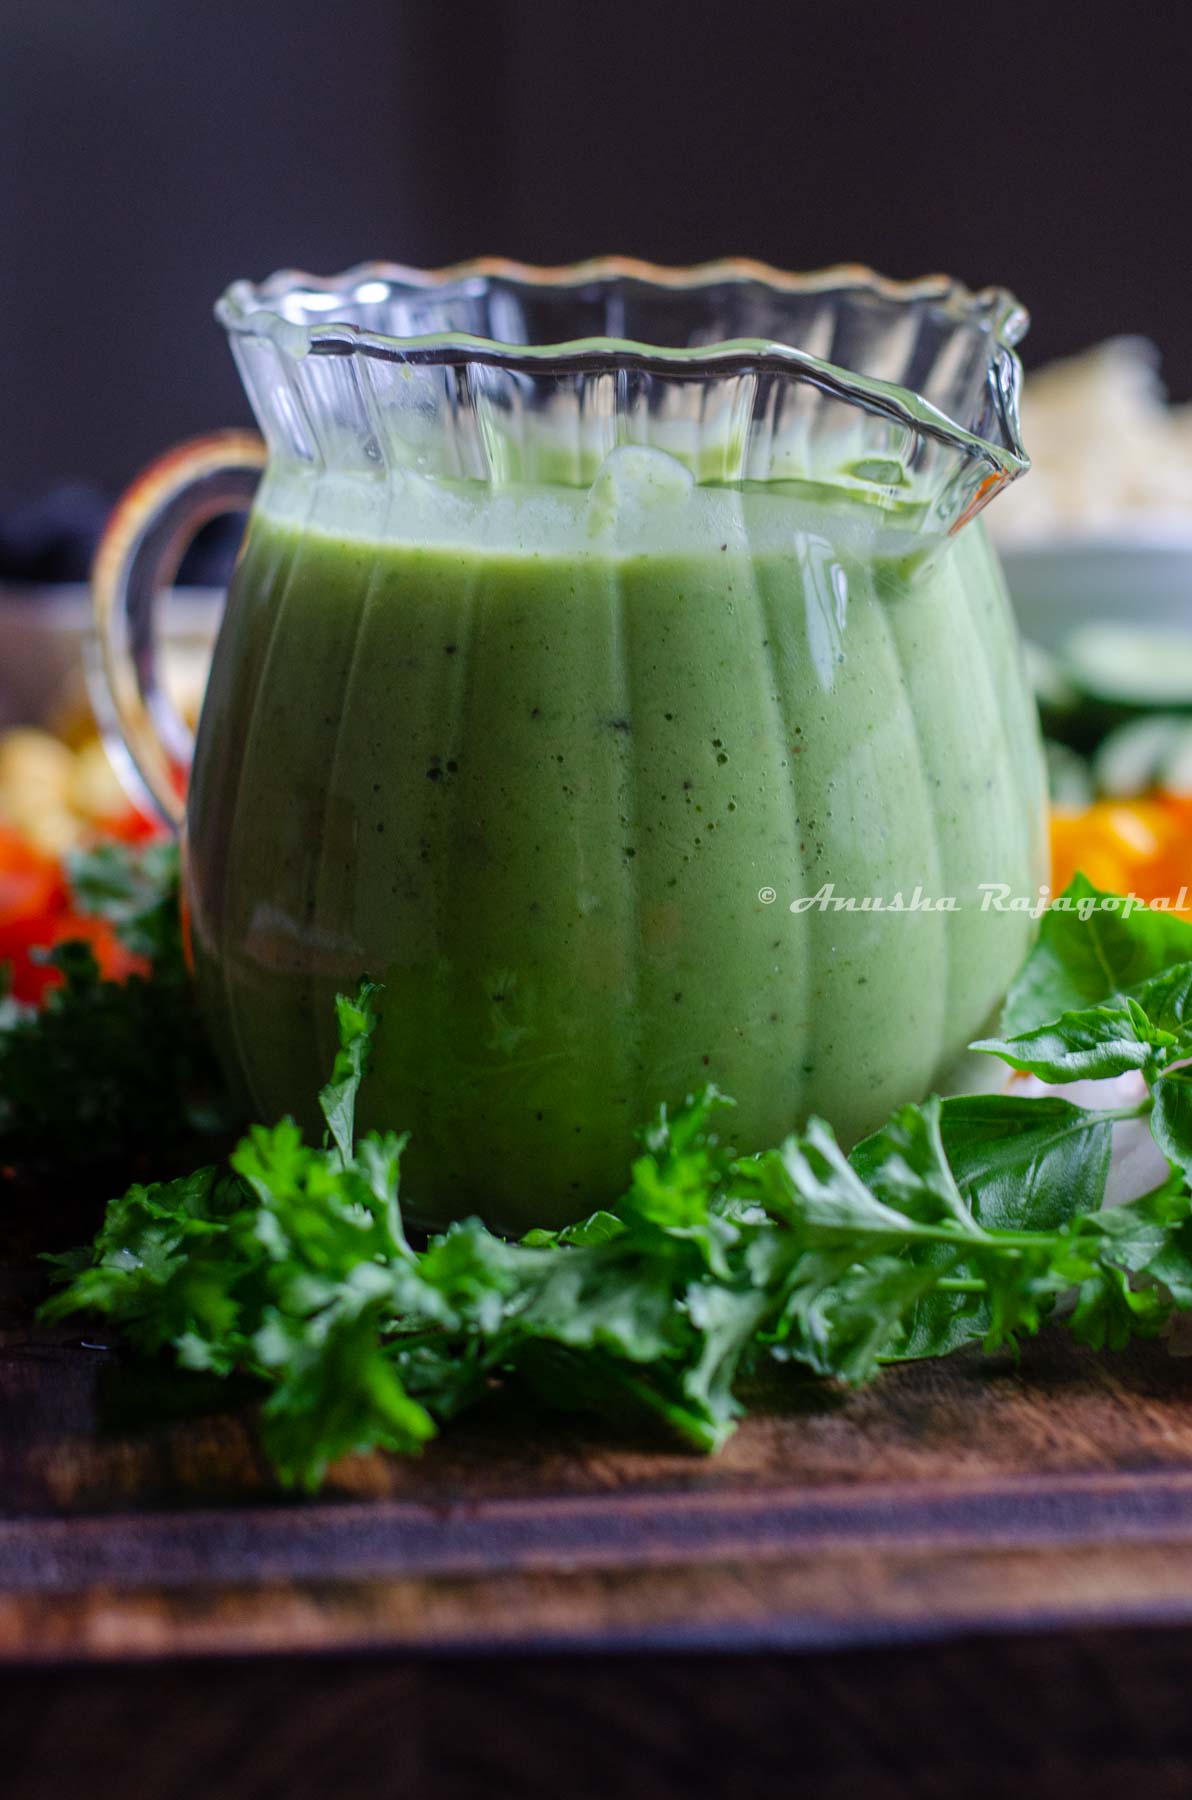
[90,430,267,829]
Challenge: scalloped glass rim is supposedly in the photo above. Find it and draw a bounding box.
[215,257,1030,478]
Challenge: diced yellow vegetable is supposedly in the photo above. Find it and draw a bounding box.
[70,737,129,822]
[0,729,76,829]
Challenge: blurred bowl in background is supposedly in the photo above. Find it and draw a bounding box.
[0,586,220,737]
[999,537,1192,790]
[1000,536,1192,656]
[991,335,1192,721]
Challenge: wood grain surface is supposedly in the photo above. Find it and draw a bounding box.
[3,1630,1192,1800]
[9,1182,1192,1796]
[6,1178,1192,1666]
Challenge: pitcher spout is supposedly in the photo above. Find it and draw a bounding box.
[216,258,1030,538]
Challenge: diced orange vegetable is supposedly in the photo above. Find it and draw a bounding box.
[32,912,150,1000]
[0,826,68,1001]
[1051,794,1192,916]
[90,805,164,845]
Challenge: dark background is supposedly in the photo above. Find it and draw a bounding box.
[3,0,1190,504]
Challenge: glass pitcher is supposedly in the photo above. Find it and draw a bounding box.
[92,259,1045,1230]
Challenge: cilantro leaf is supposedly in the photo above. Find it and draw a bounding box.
[1060,1182,1192,1350]
[848,1097,979,1233]
[747,1117,951,1247]
[779,1252,955,1384]
[1152,1070,1192,1181]
[318,983,382,1165]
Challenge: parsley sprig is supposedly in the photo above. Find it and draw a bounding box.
[40,873,1192,1490]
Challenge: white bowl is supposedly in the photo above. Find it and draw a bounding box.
[998,535,1192,655]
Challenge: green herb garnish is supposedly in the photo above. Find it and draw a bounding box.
[39,874,1192,1490]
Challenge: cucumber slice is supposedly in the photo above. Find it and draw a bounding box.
[1024,639,1082,713]
[1094,714,1192,797]
[1163,730,1192,795]
[1046,738,1095,808]
[1063,624,1192,709]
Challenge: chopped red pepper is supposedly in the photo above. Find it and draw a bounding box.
[0,827,68,1002]
[0,822,152,1002]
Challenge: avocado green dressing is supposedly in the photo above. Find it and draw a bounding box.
[186,483,1045,1230]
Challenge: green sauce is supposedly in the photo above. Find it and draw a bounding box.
[186,482,1045,1229]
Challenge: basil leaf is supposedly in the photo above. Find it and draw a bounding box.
[1002,874,1192,1036]
[939,1093,1112,1230]
[1126,964,1192,1036]
[877,1093,1112,1364]
[973,1004,1156,1082]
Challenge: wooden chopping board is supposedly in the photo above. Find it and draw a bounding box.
[6,1183,1192,1666]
